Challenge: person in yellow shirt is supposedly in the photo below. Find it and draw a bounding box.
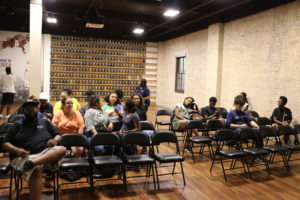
[53,89,81,114]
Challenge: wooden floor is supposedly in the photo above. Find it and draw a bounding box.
[1,105,300,200]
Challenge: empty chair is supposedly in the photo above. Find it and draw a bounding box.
[206,119,224,139]
[90,132,125,189]
[249,111,260,119]
[239,128,270,176]
[57,134,91,192]
[183,120,212,162]
[152,131,185,189]
[122,132,156,191]
[282,124,300,161]
[259,126,290,171]
[256,117,272,126]
[155,109,172,130]
[210,129,249,181]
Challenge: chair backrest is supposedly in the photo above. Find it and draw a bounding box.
[122,132,150,146]
[294,124,300,134]
[140,121,155,131]
[206,119,224,131]
[215,129,237,141]
[90,132,120,146]
[250,111,260,118]
[186,120,206,131]
[151,131,177,145]
[239,128,258,141]
[7,114,23,123]
[259,126,277,138]
[256,117,272,126]
[277,125,294,136]
[0,135,6,153]
[61,134,89,148]
[155,109,172,117]
[218,107,228,118]
[0,123,13,135]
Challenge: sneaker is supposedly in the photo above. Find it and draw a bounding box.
[23,160,34,171]
[5,115,10,119]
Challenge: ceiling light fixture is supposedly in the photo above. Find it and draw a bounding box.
[133,28,144,34]
[47,17,57,24]
[163,8,180,17]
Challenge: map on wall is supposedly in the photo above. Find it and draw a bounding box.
[0,34,29,54]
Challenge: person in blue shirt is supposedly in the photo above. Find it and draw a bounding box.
[134,78,150,112]
[39,92,53,120]
[226,95,259,134]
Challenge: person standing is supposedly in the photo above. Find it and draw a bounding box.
[0,67,16,119]
[134,78,150,112]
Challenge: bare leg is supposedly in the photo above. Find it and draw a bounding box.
[31,146,66,165]
[6,104,11,116]
[71,146,83,157]
[193,128,199,136]
[28,167,43,200]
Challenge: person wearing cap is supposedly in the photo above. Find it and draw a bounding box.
[2,99,66,200]
[53,89,81,114]
[39,92,53,120]
[79,90,95,117]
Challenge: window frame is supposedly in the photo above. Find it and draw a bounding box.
[175,56,186,93]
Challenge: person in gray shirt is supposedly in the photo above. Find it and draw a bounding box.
[79,90,95,117]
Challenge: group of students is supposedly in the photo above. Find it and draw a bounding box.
[172,93,293,141]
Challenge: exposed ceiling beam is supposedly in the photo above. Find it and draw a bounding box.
[150,0,253,40]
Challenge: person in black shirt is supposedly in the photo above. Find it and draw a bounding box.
[202,97,225,123]
[2,99,66,200]
[131,93,147,121]
[271,96,292,126]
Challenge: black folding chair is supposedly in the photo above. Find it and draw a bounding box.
[122,132,156,191]
[57,134,91,193]
[259,126,290,171]
[239,128,270,176]
[90,132,125,190]
[140,121,155,131]
[155,109,172,130]
[183,120,213,162]
[152,131,185,189]
[282,124,300,161]
[206,119,224,140]
[256,117,272,126]
[0,135,13,199]
[210,129,249,181]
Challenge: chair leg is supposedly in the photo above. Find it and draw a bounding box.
[287,150,293,161]
[262,155,271,174]
[210,152,217,173]
[220,156,227,182]
[154,162,160,189]
[151,164,156,190]
[172,162,176,175]
[180,162,186,186]
[280,152,290,171]
[8,169,13,200]
[122,164,127,193]
[241,157,249,178]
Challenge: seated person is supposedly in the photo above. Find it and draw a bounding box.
[16,95,44,119]
[114,89,124,103]
[119,99,141,134]
[131,93,147,121]
[226,95,259,134]
[202,97,225,123]
[84,96,113,154]
[52,97,85,157]
[240,92,250,112]
[271,96,292,143]
[39,92,53,120]
[102,92,123,131]
[2,99,66,200]
[172,96,201,137]
[79,90,95,117]
[53,88,81,114]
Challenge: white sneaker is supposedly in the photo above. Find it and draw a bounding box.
[5,115,10,119]
[0,114,2,119]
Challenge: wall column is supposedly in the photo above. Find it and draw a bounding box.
[205,23,224,105]
[29,0,43,96]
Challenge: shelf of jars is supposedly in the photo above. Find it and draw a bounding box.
[50,35,147,103]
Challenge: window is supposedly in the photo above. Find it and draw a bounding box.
[175,56,186,93]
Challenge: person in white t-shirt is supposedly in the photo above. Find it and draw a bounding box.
[0,67,16,119]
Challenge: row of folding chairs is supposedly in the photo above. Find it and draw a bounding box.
[0,130,186,199]
[210,126,300,181]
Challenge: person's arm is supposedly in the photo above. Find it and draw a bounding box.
[230,123,248,129]
[283,109,292,125]
[143,88,150,100]
[174,106,187,120]
[124,114,140,132]
[2,142,30,157]
[250,121,259,128]
[51,112,60,127]
[75,111,85,134]
[204,113,217,120]
[273,116,284,125]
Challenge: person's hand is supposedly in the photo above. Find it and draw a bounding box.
[114,108,119,114]
[16,148,30,157]
[107,123,113,131]
[282,121,289,125]
[108,111,114,116]
[47,139,57,147]
[240,124,248,127]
